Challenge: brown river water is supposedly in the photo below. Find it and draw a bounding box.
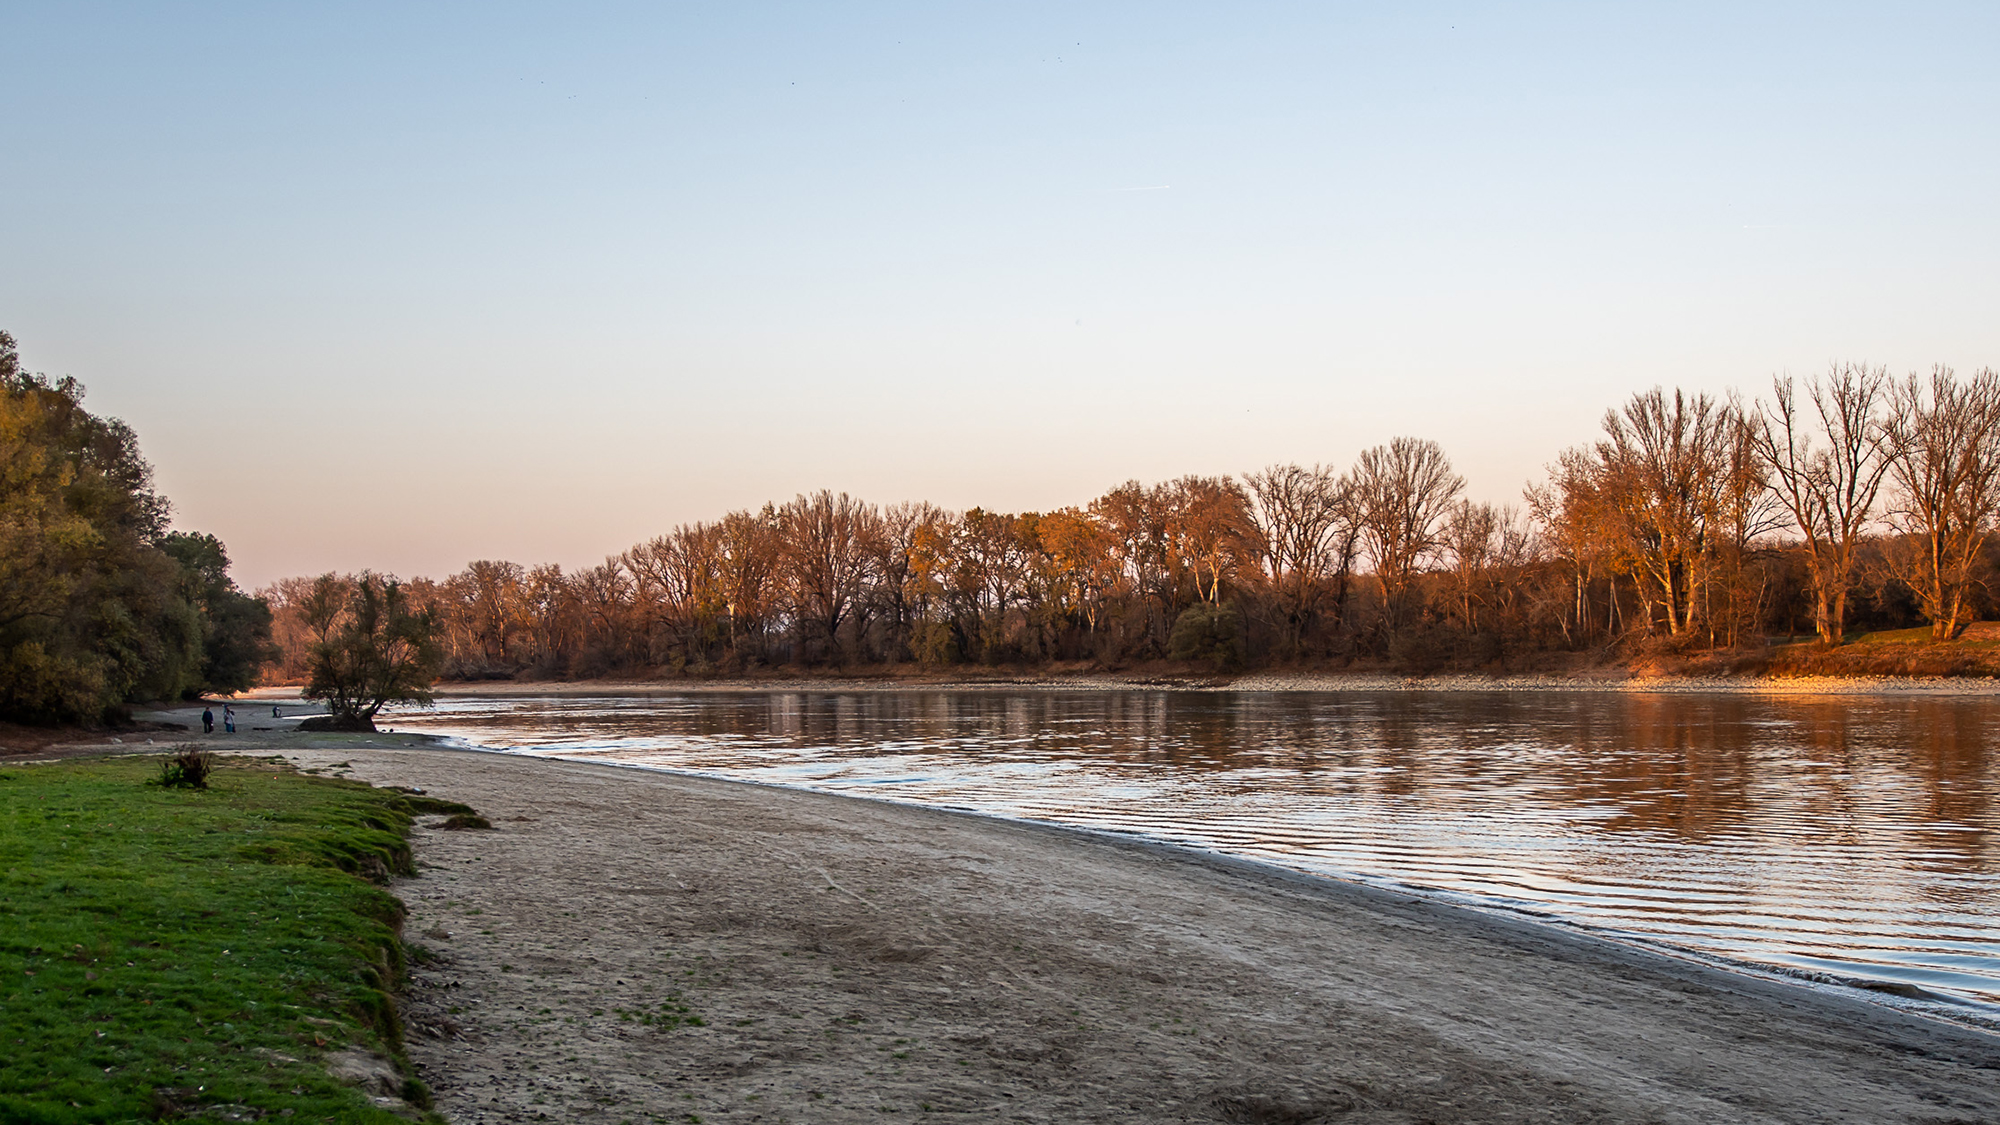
[379,689,2000,1019]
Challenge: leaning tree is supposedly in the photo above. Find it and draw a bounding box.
[299,572,444,731]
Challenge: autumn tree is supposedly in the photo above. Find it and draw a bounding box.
[571,558,638,673]
[863,502,943,661]
[1090,482,1178,653]
[1880,367,2000,641]
[1164,475,1261,606]
[1435,500,1549,658]
[905,509,966,664]
[954,507,1032,662]
[1560,389,1744,638]
[1704,396,1783,647]
[1033,506,1121,645]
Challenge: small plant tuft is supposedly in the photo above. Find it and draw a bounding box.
[439,813,493,830]
[157,745,216,789]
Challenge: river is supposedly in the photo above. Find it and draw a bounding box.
[379,688,2000,1018]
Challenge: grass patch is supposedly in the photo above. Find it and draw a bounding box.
[0,754,450,1123]
[613,996,704,1029]
[1764,626,2000,677]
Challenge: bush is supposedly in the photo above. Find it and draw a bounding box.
[1387,626,1451,674]
[156,745,215,789]
[910,620,959,667]
[1168,602,1246,672]
[296,714,373,733]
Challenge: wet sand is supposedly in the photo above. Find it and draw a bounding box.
[264,745,1997,1124]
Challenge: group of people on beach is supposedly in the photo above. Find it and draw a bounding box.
[200,703,281,734]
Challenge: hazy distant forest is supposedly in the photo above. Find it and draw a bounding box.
[261,363,2000,684]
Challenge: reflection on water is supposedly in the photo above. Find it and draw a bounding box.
[385,690,2000,1013]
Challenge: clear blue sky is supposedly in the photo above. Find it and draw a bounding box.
[4,3,1996,588]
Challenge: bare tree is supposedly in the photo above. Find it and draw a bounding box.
[522,563,573,670]
[1523,475,1606,646]
[1585,389,1739,637]
[715,506,780,661]
[1754,364,1893,645]
[777,491,881,662]
[1350,437,1464,631]
[448,559,527,666]
[1482,506,1544,644]
[1442,499,1500,633]
[1712,397,1784,647]
[1882,367,2000,641]
[572,557,637,669]
[626,522,725,665]
[865,501,946,661]
[1245,463,1358,655]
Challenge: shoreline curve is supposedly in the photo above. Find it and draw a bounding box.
[276,742,1998,1124]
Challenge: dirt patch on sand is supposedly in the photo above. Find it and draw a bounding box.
[273,747,1999,1124]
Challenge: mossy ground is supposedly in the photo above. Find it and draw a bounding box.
[0,754,452,1123]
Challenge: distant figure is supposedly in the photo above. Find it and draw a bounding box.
[223,704,236,734]
[272,705,281,719]
[201,706,214,734]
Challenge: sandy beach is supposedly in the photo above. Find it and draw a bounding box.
[214,743,1998,1124]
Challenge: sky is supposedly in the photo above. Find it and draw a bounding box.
[3,3,1997,589]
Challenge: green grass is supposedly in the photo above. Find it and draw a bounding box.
[1757,623,2000,677]
[0,754,456,1124]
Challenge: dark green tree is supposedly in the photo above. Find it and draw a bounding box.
[300,573,444,731]
[0,331,203,722]
[162,531,278,694]
[1168,601,1246,671]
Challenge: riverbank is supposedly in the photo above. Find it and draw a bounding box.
[0,755,444,1123]
[248,744,1995,1123]
[262,669,2000,698]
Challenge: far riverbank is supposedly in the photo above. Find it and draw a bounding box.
[248,669,2000,699]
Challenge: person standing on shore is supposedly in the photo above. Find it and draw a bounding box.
[201,706,214,734]
[223,704,235,734]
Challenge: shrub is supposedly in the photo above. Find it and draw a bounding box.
[1168,602,1246,672]
[156,745,215,789]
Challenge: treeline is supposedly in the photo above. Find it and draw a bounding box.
[0,332,273,724]
[260,364,2000,682]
